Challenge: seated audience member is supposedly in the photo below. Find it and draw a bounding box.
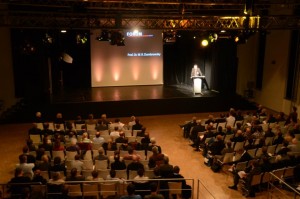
[205,115,215,125]
[127,155,145,177]
[110,118,125,131]
[34,111,43,123]
[158,156,174,178]
[132,119,143,131]
[171,166,192,199]
[38,137,53,156]
[141,133,151,150]
[148,146,164,169]
[53,139,65,151]
[225,125,234,135]
[190,120,206,145]
[94,147,109,168]
[230,130,245,143]
[74,115,86,125]
[31,169,47,184]
[86,170,103,181]
[119,138,130,151]
[77,124,87,136]
[28,123,42,136]
[71,154,85,173]
[208,135,226,156]
[228,160,262,197]
[49,156,67,176]
[106,169,125,182]
[34,154,51,171]
[41,122,53,137]
[7,168,31,197]
[110,126,121,137]
[96,114,110,130]
[195,125,215,152]
[148,138,162,154]
[17,155,35,178]
[123,147,140,161]
[103,139,117,152]
[244,138,256,150]
[36,148,47,161]
[214,141,234,163]
[54,113,65,126]
[144,182,164,199]
[111,154,127,170]
[47,172,66,198]
[26,138,37,152]
[128,116,136,129]
[137,127,147,137]
[180,116,197,138]
[19,146,36,164]
[115,132,127,143]
[86,114,97,125]
[133,168,150,198]
[53,124,65,136]
[214,126,225,137]
[66,138,80,154]
[93,131,105,145]
[120,183,142,199]
[66,168,85,181]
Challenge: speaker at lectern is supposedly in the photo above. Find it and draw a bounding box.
[191,76,205,95]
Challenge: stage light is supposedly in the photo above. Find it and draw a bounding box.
[201,39,209,47]
[60,30,67,33]
[234,36,239,42]
[96,30,110,41]
[244,0,254,15]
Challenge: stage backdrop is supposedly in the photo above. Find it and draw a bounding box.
[91,29,163,87]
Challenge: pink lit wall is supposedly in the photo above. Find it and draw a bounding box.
[91,29,163,87]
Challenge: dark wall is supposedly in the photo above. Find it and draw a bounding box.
[163,32,238,95]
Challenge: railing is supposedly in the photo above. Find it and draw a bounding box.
[0,178,195,199]
[268,172,300,199]
[197,179,215,199]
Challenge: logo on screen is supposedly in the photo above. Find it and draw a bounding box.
[126,31,154,38]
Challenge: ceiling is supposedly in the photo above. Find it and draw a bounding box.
[0,0,300,30]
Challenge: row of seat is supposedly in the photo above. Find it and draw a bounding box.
[2,179,186,199]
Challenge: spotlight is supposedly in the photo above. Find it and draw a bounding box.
[96,30,110,41]
[76,33,88,45]
[201,39,209,47]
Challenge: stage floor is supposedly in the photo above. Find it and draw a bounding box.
[51,85,217,103]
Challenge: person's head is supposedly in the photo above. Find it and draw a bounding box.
[152,146,159,154]
[98,147,105,155]
[128,147,134,155]
[36,112,42,118]
[163,156,169,164]
[42,154,49,162]
[226,125,232,131]
[92,170,98,178]
[236,130,243,136]
[173,166,180,174]
[26,138,34,147]
[236,122,242,129]
[95,131,100,138]
[82,132,88,139]
[56,113,62,119]
[88,114,94,120]
[135,118,140,124]
[216,135,223,141]
[127,183,136,195]
[19,155,27,164]
[110,169,116,178]
[22,146,29,153]
[52,172,61,181]
[193,64,198,69]
[55,124,61,130]
[137,168,145,177]
[197,120,202,125]
[101,114,107,119]
[130,115,136,121]
[114,154,121,162]
[71,138,77,145]
[114,126,118,131]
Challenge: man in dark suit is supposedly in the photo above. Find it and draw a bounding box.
[228,160,262,197]
[190,120,205,146]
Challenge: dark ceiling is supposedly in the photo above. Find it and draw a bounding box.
[0,0,300,30]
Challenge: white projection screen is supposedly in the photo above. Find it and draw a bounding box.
[91,29,163,87]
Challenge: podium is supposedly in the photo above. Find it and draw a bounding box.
[191,76,205,95]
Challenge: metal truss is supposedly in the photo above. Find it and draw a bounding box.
[0,0,299,30]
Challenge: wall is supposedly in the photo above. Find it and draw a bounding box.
[0,27,18,114]
[236,33,259,96]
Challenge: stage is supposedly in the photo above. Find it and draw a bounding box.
[27,84,255,120]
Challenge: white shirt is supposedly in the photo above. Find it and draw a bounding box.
[93,136,105,144]
[226,115,235,127]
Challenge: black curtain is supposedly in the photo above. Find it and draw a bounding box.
[163,33,237,95]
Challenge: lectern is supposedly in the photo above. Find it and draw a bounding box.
[191,76,205,95]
